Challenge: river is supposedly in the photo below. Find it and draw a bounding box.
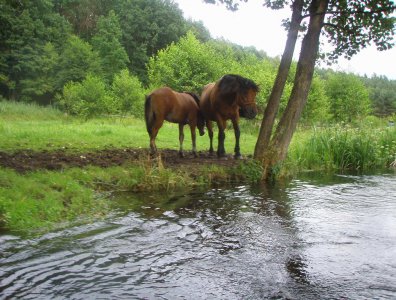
[1,173,395,299]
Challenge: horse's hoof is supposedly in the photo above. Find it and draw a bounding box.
[234,154,243,160]
[217,153,228,160]
[179,152,184,158]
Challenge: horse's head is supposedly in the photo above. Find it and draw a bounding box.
[218,74,259,119]
[197,112,205,136]
[238,88,258,119]
[236,78,259,119]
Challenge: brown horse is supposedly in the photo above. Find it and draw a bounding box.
[200,74,259,158]
[145,87,205,157]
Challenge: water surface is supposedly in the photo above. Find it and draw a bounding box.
[1,173,395,299]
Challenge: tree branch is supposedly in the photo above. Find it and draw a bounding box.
[302,5,395,19]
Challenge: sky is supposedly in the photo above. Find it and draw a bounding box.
[174,0,396,79]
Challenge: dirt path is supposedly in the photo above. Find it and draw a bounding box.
[0,148,244,173]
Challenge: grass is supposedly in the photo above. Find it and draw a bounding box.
[288,123,396,172]
[1,100,395,234]
[0,168,108,233]
[0,100,258,154]
[0,164,163,233]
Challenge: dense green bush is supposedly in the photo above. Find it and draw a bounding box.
[57,70,146,119]
[111,69,146,117]
[58,74,114,119]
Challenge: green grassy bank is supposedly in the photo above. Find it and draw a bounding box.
[1,101,395,234]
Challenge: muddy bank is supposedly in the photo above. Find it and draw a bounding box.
[0,148,243,173]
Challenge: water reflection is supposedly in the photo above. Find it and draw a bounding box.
[1,173,395,299]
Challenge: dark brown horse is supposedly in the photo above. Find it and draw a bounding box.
[200,74,259,158]
[145,87,205,157]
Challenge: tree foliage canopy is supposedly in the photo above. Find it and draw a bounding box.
[205,0,395,62]
[0,0,394,122]
[0,0,206,101]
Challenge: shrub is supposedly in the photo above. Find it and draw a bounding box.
[58,74,115,119]
[111,69,145,118]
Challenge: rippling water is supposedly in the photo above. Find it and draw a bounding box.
[1,173,395,299]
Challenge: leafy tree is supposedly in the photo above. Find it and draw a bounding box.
[111,69,145,117]
[114,0,188,82]
[185,19,212,42]
[326,73,371,122]
[56,35,102,90]
[53,0,115,39]
[19,42,59,104]
[0,0,71,101]
[91,10,129,84]
[363,75,396,117]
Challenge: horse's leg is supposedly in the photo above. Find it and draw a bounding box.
[178,124,185,158]
[189,124,198,158]
[150,120,163,155]
[232,119,241,159]
[217,119,227,158]
[206,120,214,155]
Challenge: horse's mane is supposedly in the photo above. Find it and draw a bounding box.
[217,74,259,94]
[183,92,200,106]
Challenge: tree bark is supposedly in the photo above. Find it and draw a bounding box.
[259,0,329,179]
[254,0,303,161]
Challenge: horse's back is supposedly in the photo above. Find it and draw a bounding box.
[149,87,176,115]
[149,87,197,124]
[150,87,175,104]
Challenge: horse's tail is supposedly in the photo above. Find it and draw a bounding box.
[184,92,200,106]
[145,95,155,135]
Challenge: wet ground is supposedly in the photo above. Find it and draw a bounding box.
[0,148,242,173]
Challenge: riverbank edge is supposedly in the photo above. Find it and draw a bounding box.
[0,158,263,235]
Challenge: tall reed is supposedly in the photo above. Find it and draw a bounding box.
[289,124,396,171]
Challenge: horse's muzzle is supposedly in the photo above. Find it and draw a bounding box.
[199,128,205,136]
[239,106,257,119]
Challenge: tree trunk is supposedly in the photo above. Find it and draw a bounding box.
[259,0,329,179]
[254,0,303,161]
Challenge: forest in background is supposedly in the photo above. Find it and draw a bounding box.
[1,0,395,122]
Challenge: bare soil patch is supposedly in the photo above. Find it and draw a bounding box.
[0,148,244,173]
